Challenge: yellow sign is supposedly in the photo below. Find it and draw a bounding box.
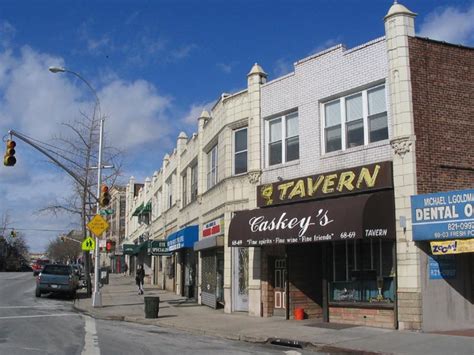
[87,214,109,237]
[82,237,96,251]
[431,239,474,255]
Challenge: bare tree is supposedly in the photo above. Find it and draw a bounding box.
[46,237,82,264]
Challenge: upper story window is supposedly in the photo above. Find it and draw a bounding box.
[234,127,248,175]
[190,163,198,202]
[207,145,218,189]
[182,172,187,206]
[323,84,388,153]
[166,177,173,209]
[153,189,161,218]
[266,112,299,166]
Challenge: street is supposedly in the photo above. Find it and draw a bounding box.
[0,272,318,354]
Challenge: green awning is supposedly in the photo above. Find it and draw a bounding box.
[132,203,144,216]
[123,244,138,255]
[141,202,152,214]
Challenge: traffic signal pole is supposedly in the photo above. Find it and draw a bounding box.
[92,117,104,308]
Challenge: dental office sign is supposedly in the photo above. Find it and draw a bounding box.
[411,189,474,241]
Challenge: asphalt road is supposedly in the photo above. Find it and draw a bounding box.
[0,272,317,354]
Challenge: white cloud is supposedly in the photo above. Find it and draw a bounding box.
[273,58,293,77]
[180,101,215,127]
[418,5,474,45]
[216,61,238,74]
[310,37,341,56]
[0,43,178,251]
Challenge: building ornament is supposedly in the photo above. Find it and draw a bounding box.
[390,135,414,159]
[247,170,262,184]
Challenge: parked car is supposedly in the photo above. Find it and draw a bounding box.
[32,258,50,276]
[35,264,79,298]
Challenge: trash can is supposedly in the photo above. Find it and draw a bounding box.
[144,296,160,319]
[100,267,109,285]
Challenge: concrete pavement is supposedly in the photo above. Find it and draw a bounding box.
[73,274,474,354]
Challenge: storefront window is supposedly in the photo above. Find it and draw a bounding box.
[329,239,395,304]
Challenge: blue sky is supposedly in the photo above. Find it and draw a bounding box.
[1,0,473,252]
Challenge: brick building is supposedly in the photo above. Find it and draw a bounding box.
[228,1,473,331]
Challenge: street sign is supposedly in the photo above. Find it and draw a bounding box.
[87,214,109,237]
[99,209,115,216]
[82,237,96,251]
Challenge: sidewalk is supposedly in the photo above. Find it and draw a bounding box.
[73,274,474,354]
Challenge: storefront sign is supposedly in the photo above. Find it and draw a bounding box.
[122,244,138,255]
[257,162,392,207]
[428,255,456,279]
[202,217,224,238]
[167,225,199,251]
[229,190,395,247]
[148,240,171,256]
[431,239,474,255]
[411,189,474,241]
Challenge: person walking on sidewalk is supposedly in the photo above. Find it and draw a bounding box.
[136,264,145,295]
[123,262,128,276]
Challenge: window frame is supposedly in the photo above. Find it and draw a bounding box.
[181,172,187,207]
[207,145,218,189]
[265,111,299,167]
[190,163,198,202]
[166,176,173,209]
[233,127,248,175]
[321,84,388,154]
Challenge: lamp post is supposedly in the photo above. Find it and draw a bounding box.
[49,66,104,307]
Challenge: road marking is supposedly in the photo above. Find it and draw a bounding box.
[284,351,302,355]
[82,315,101,355]
[0,313,78,320]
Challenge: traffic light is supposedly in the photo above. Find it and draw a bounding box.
[60,236,65,242]
[106,239,113,252]
[10,230,16,238]
[99,184,111,207]
[4,140,16,166]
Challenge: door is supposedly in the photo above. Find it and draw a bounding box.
[274,258,287,316]
[232,247,249,311]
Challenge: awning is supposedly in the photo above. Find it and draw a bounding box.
[141,202,152,214]
[132,203,144,216]
[228,190,395,247]
[137,240,148,253]
[194,235,224,251]
[167,225,199,252]
[123,244,139,255]
[148,240,172,256]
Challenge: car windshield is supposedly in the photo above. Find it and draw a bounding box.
[42,265,71,275]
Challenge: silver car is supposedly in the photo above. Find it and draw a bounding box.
[35,264,79,298]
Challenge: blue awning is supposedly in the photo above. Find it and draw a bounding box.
[167,225,199,251]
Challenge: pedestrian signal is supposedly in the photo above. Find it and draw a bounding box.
[4,140,16,166]
[99,185,111,207]
[106,239,113,252]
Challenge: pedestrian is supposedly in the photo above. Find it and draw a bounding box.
[123,262,128,276]
[136,264,145,295]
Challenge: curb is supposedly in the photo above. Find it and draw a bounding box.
[72,303,389,354]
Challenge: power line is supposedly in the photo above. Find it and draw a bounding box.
[4,227,70,233]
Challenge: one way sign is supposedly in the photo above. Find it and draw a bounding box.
[82,237,96,251]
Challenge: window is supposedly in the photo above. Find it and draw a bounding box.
[267,112,299,166]
[153,189,161,218]
[182,172,187,206]
[323,84,388,153]
[234,128,247,175]
[166,177,173,209]
[207,145,218,189]
[191,164,198,202]
[329,239,395,304]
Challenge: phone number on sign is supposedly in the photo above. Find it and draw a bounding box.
[448,221,474,230]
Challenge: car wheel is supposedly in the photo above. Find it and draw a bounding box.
[35,288,41,298]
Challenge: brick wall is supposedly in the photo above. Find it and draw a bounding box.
[329,306,394,329]
[409,37,474,193]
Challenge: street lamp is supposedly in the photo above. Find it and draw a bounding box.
[49,65,104,308]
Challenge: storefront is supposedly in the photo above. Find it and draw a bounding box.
[167,226,199,298]
[411,189,474,331]
[194,217,225,309]
[148,240,172,289]
[229,162,398,328]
